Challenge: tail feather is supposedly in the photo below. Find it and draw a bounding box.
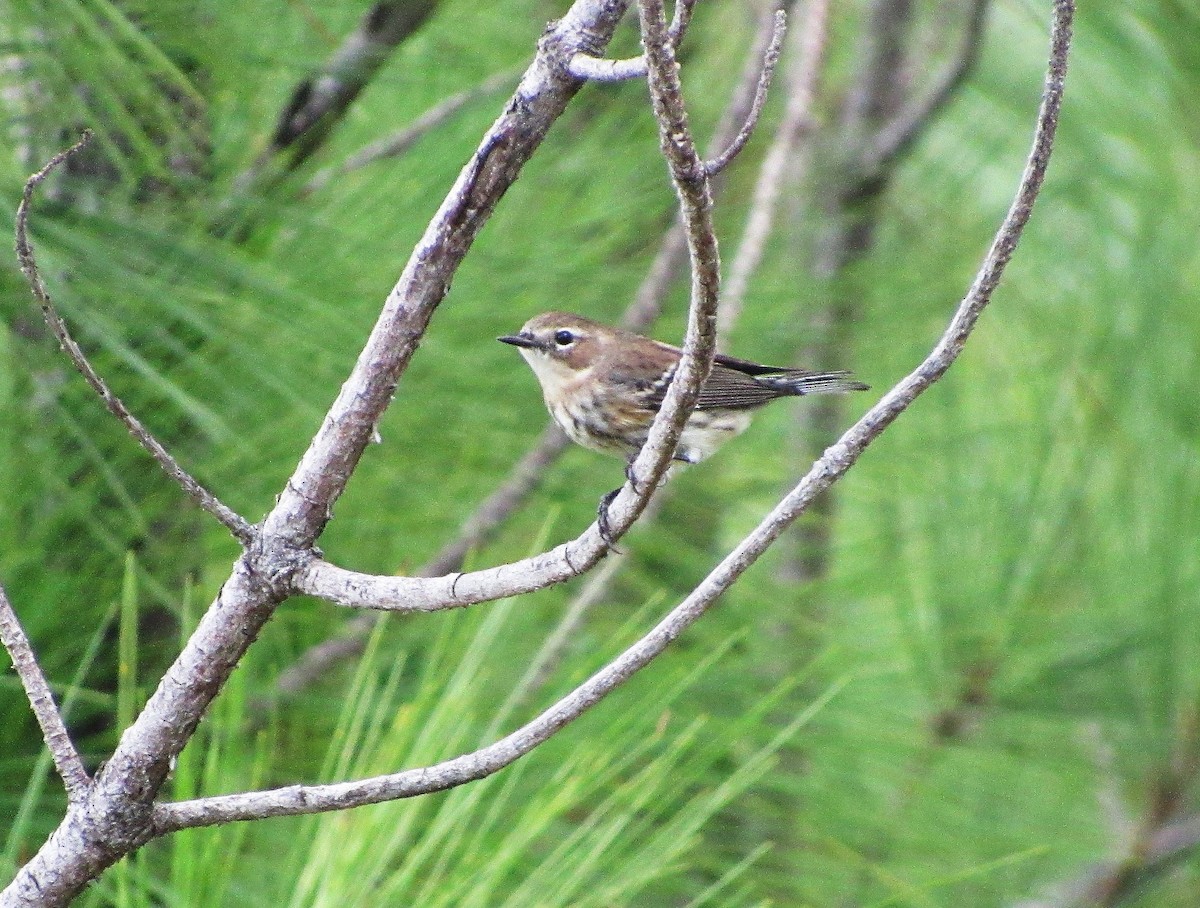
[759,370,870,396]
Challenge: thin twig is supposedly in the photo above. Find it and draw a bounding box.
[702,10,787,177]
[154,0,1072,831]
[717,0,832,337]
[14,133,255,545]
[304,67,521,193]
[567,0,696,82]
[0,583,90,803]
[600,0,722,529]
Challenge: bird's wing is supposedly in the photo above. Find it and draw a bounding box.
[626,360,782,412]
[696,364,785,410]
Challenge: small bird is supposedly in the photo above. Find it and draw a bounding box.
[499,311,869,467]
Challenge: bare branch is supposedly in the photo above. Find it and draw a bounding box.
[567,0,696,82]
[297,535,596,610]
[155,0,1073,833]
[717,0,832,337]
[624,1,789,331]
[702,10,787,177]
[304,67,521,193]
[2,6,639,905]
[270,7,790,699]
[600,0,722,528]
[527,1,826,704]
[863,0,991,177]
[14,133,255,545]
[0,583,90,803]
[299,0,725,611]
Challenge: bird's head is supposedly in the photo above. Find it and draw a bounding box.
[498,312,611,392]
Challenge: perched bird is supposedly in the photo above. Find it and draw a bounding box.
[499,311,869,467]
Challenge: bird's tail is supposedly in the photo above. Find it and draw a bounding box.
[759,370,870,396]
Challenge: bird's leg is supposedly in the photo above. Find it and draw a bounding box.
[596,488,624,553]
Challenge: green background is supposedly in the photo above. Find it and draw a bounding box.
[2,1,1198,905]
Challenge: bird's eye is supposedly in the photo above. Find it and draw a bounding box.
[553,329,575,346]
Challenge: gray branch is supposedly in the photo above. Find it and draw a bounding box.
[1,3,636,904]
[269,3,791,701]
[567,0,695,81]
[152,0,1074,833]
[0,583,90,803]
[14,133,255,545]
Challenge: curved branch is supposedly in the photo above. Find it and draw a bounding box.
[600,0,721,530]
[294,0,727,612]
[2,6,639,906]
[0,583,90,803]
[154,0,1074,835]
[702,10,787,177]
[258,2,635,551]
[15,133,255,545]
[269,6,793,699]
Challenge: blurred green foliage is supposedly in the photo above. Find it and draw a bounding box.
[1,0,1198,905]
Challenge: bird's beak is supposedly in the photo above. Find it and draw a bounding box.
[497,333,542,351]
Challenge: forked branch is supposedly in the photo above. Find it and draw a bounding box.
[154,0,1074,831]
[703,10,787,177]
[568,0,696,81]
[295,0,729,607]
[271,3,795,699]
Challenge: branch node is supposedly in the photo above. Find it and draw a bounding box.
[565,0,696,83]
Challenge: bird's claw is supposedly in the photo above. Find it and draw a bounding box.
[623,460,643,495]
[596,487,624,553]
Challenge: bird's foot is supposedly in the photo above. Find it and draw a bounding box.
[624,460,644,495]
[596,487,624,553]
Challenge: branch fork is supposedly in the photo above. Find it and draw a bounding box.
[2,0,1074,902]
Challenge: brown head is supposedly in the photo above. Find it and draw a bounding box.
[498,312,627,397]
